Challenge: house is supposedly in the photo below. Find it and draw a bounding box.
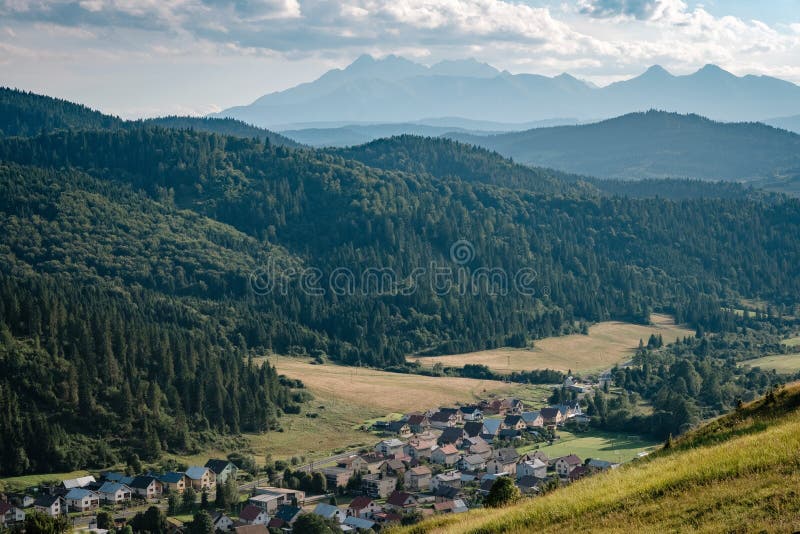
[97,482,132,504]
[521,411,544,428]
[361,473,397,499]
[385,491,417,511]
[564,376,590,394]
[212,512,234,532]
[459,454,487,472]
[480,419,503,441]
[386,421,412,437]
[569,465,590,482]
[249,488,304,514]
[555,455,582,477]
[405,414,430,434]
[502,415,526,431]
[433,499,468,514]
[347,496,380,519]
[7,493,34,508]
[516,458,547,479]
[516,475,544,494]
[469,439,493,460]
[478,473,510,495]
[33,495,65,517]
[437,427,465,447]
[238,505,269,526]
[272,504,301,526]
[463,421,484,438]
[431,471,462,492]
[313,503,345,523]
[486,457,517,476]
[404,437,436,460]
[158,472,188,494]
[359,454,387,474]
[525,450,551,465]
[459,406,483,421]
[62,475,96,490]
[587,459,619,472]
[205,459,239,485]
[129,476,163,500]
[539,407,564,426]
[185,466,216,491]
[431,444,460,466]
[65,488,100,512]
[554,402,583,420]
[495,447,521,464]
[383,458,407,477]
[429,411,458,429]
[343,515,376,531]
[506,398,524,415]
[0,503,25,526]
[375,439,405,457]
[322,467,353,489]
[234,525,268,534]
[404,465,432,491]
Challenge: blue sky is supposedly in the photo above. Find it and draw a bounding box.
[1,0,799,118]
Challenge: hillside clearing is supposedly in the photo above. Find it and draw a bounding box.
[742,353,800,374]
[411,314,692,374]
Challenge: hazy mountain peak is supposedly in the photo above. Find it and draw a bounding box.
[429,58,499,78]
[642,64,673,78]
[693,64,735,78]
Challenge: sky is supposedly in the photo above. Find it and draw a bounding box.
[1,0,799,118]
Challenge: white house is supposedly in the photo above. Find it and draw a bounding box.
[65,488,100,512]
[516,458,547,479]
[375,439,405,457]
[555,455,582,477]
[313,503,345,523]
[238,505,269,526]
[33,495,64,517]
[0,503,25,526]
[98,482,133,504]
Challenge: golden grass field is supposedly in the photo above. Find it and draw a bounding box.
[412,314,692,374]
[241,356,529,462]
[398,383,800,534]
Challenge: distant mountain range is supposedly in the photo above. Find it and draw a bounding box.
[446,111,800,192]
[213,55,800,127]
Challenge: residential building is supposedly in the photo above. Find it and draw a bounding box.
[347,496,380,519]
[468,439,493,460]
[521,411,544,428]
[375,439,405,457]
[463,421,484,438]
[361,473,397,499]
[359,454,387,474]
[385,491,417,511]
[459,454,487,472]
[587,459,619,472]
[185,466,216,491]
[486,457,517,476]
[212,512,234,532]
[429,411,458,429]
[404,437,435,460]
[249,488,304,514]
[437,427,465,447]
[62,476,96,490]
[158,472,188,494]
[0,503,25,526]
[238,505,269,526]
[128,476,163,500]
[555,455,583,477]
[432,499,468,514]
[312,503,345,523]
[516,459,547,479]
[502,414,527,431]
[459,406,483,421]
[387,421,412,437]
[431,444,460,466]
[322,467,353,489]
[404,466,432,492]
[405,414,430,433]
[569,465,590,482]
[205,459,239,485]
[343,516,376,531]
[431,471,462,492]
[33,495,64,517]
[65,488,100,512]
[97,482,132,504]
[539,407,564,426]
[480,419,503,441]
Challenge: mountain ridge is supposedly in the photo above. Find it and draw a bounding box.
[213,55,800,126]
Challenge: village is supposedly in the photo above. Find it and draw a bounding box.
[0,376,643,533]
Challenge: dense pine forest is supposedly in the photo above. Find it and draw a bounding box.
[1,89,800,475]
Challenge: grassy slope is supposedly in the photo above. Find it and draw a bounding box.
[412,314,692,375]
[399,383,800,534]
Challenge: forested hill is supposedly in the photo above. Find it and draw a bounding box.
[448,110,800,187]
[2,91,800,476]
[0,87,124,136]
[0,87,299,148]
[142,115,304,148]
[328,135,591,196]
